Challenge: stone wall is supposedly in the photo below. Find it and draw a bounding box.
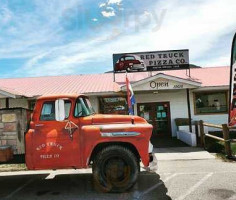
[0,108,30,154]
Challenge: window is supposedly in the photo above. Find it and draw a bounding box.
[99,96,128,115]
[40,101,55,121]
[40,100,72,121]
[74,97,95,117]
[125,56,135,61]
[194,91,228,114]
[65,100,71,119]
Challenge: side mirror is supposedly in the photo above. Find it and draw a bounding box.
[55,99,66,121]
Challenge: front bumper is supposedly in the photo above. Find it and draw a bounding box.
[143,142,158,172]
[144,153,158,172]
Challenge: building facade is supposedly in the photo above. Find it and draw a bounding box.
[0,66,230,139]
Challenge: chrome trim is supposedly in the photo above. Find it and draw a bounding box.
[96,123,152,131]
[148,141,153,153]
[101,131,140,137]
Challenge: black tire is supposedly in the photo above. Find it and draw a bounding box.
[92,145,139,193]
[126,67,132,72]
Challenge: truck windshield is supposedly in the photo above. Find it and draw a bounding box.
[74,97,95,117]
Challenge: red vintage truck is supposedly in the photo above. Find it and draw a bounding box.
[25,94,156,192]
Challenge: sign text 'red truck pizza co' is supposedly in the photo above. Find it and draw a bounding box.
[113,49,189,73]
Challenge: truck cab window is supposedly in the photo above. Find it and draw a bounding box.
[74,97,95,117]
[40,101,55,121]
[65,100,71,118]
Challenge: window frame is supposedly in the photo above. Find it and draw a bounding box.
[193,90,229,115]
[99,95,128,115]
[73,97,95,118]
[39,101,56,121]
[39,99,72,121]
[64,99,72,119]
[124,56,135,61]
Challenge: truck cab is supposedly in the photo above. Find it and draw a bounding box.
[25,94,155,192]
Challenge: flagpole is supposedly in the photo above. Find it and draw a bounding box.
[125,72,129,115]
[125,72,136,115]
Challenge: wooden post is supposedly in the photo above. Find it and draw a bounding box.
[199,120,205,148]
[186,89,192,132]
[222,124,232,158]
[6,98,9,108]
[194,121,200,146]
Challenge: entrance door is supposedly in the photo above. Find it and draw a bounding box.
[32,100,80,169]
[137,102,171,137]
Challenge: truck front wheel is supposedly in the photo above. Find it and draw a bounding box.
[92,145,139,193]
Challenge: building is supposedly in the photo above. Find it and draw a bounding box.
[0,66,230,142]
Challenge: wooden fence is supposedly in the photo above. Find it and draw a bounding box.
[199,120,236,158]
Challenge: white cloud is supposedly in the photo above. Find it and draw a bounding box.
[101,7,115,17]
[99,3,106,8]
[139,10,152,24]
[99,0,123,18]
[92,18,98,21]
[101,10,115,17]
[0,0,80,59]
[2,0,236,78]
[0,6,12,25]
[199,55,230,67]
[107,0,122,5]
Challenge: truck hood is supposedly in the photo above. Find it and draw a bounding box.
[91,114,148,125]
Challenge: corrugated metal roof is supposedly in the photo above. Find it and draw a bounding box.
[0,66,230,97]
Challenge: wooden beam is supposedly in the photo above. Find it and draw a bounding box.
[205,133,225,142]
[203,122,223,129]
[6,98,9,108]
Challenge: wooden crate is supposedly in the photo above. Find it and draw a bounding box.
[0,146,13,162]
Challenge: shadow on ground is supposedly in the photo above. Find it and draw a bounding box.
[151,136,188,148]
[0,172,171,200]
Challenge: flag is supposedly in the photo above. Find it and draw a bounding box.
[126,75,136,115]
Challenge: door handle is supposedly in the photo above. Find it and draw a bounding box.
[35,124,44,127]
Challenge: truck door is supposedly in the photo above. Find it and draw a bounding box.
[32,99,80,169]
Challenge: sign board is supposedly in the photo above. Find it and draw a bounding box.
[113,49,189,73]
[229,33,236,126]
[131,78,197,91]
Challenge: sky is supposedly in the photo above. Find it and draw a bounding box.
[0,0,235,78]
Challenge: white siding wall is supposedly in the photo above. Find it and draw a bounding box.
[134,89,228,137]
[134,90,189,136]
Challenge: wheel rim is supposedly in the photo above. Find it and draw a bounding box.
[102,157,131,186]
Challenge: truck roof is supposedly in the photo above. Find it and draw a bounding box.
[37,94,87,100]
